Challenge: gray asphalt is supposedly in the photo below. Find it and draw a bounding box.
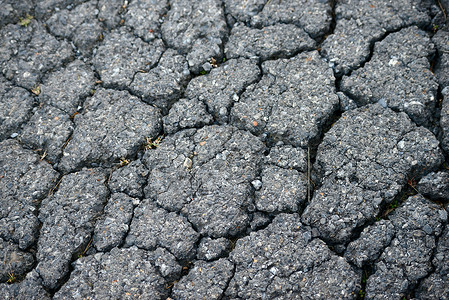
[1,0,449,299]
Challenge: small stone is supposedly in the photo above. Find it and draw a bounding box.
[183,157,193,169]
[251,180,262,190]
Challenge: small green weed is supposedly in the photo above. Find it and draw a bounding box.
[389,198,399,210]
[7,271,16,284]
[19,14,33,27]
[144,136,162,150]
[119,158,130,167]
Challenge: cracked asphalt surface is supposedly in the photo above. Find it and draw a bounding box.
[1,0,449,299]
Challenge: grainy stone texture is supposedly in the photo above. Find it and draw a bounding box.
[415,225,449,299]
[93,27,164,88]
[93,192,136,252]
[0,76,34,141]
[124,0,168,42]
[197,237,231,261]
[46,1,103,56]
[54,247,179,299]
[19,105,74,163]
[161,0,227,73]
[417,171,449,201]
[432,28,449,89]
[231,51,339,147]
[34,0,85,19]
[163,98,213,134]
[130,49,190,112]
[0,20,72,89]
[0,139,59,249]
[0,270,50,300]
[321,0,430,75]
[266,144,308,172]
[0,0,33,28]
[225,0,332,38]
[302,104,443,244]
[441,87,449,154]
[226,214,360,299]
[345,220,395,268]
[1,1,448,298]
[225,23,317,61]
[38,59,96,116]
[341,27,438,127]
[59,88,162,173]
[185,58,261,123]
[366,195,447,299]
[0,238,34,283]
[143,125,265,238]
[125,199,199,261]
[172,259,234,300]
[108,159,149,199]
[37,168,108,290]
[255,165,307,213]
[98,0,124,29]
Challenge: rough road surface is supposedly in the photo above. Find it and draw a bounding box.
[1,0,449,299]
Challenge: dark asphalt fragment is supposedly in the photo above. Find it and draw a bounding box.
[0,76,34,141]
[415,224,449,299]
[130,49,190,112]
[321,0,430,75]
[38,59,96,116]
[143,125,265,238]
[108,159,149,199]
[255,165,307,213]
[302,104,443,244]
[37,168,108,290]
[46,1,103,56]
[163,98,213,134]
[197,237,231,261]
[124,0,168,42]
[225,214,360,299]
[125,199,199,261]
[225,23,317,61]
[432,27,449,89]
[231,51,339,147]
[0,270,50,300]
[341,26,438,127]
[441,87,449,154]
[59,88,161,173]
[53,247,179,299]
[161,0,227,73]
[417,170,449,201]
[19,105,74,164]
[0,19,72,89]
[93,192,136,252]
[0,238,34,283]
[171,258,234,300]
[366,195,447,299]
[185,58,261,124]
[93,27,164,88]
[0,139,59,249]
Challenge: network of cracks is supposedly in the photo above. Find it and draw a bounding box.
[1,0,449,299]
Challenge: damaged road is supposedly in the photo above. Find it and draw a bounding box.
[1,0,449,299]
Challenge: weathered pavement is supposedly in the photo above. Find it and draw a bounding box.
[1,0,449,299]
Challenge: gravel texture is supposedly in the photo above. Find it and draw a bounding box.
[225,23,317,61]
[1,1,449,298]
[59,88,162,173]
[321,0,430,75]
[302,104,443,244]
[185,58,261,124]
[231,50,339,147]
[340,26,438,127]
